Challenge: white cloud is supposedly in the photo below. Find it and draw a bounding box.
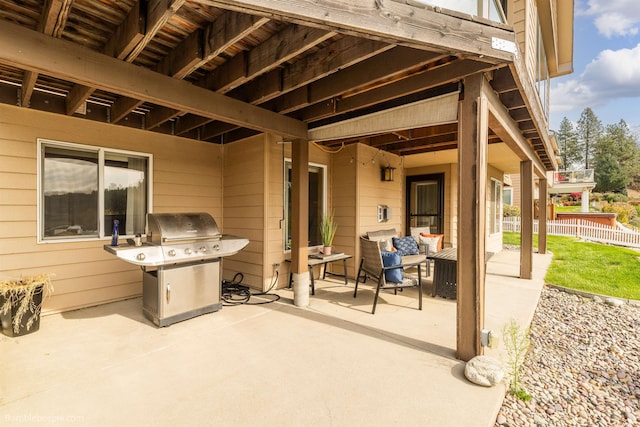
[550,43,640,113]
[578,0,640,37]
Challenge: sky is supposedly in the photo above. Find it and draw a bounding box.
[549,0,640,135]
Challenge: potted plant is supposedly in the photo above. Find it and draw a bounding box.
[320,212,337,255]
[0,273,53,337]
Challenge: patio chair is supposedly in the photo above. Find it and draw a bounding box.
[354,237,423,314]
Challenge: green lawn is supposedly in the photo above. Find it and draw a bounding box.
[503,232,640,300]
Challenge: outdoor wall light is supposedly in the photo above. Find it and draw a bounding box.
[381,166,395,182]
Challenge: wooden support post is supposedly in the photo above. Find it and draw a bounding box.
[520,160,533,279]
[291,138,309,306]
[456,73,488,361]
[538,178,547,255]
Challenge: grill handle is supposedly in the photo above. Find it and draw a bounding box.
[161,235,221,243]
[166,283,171,304]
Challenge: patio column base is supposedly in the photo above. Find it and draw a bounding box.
[292,273,310,307]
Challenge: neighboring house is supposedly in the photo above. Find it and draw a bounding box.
[0,0,573,360]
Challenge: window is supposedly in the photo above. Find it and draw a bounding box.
[503,187,513,205]
[38,139,151,242]
[488,178,502,234]
[284,159,326,251]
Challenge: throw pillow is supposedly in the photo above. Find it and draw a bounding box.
[392,236,419,256]
[381,251,403,283]
[420,233,444,251]
[377,239,393,252]
[419,235,441,253]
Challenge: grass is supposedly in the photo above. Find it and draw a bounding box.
[503,232,640,300]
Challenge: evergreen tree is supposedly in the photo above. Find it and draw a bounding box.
[576,108,603,170]
[594,154,627,193]
[555,117,580,170]
[595,119,640,188]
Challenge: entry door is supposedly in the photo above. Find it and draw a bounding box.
[407,174,444,235]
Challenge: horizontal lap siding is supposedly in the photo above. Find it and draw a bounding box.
[223,136,265,289]
[0,104,222,314]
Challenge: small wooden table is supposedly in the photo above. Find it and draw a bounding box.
[287,253,352,295]
[428,247,457,299]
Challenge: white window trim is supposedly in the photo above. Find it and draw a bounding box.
[37,138,153,244]
[283,158,327,253]
[489,178,502,235]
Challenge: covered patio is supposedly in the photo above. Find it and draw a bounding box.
[1,250,552,426]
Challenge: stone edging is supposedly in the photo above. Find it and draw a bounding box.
[545,283,640,308]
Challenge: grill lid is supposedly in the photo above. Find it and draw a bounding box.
[148,212,220,244]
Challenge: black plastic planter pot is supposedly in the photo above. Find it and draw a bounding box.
[0,285,44,337]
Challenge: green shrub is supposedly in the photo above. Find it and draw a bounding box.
[503,204,520,217]
[602,202,637,224]
[603,192,629,203]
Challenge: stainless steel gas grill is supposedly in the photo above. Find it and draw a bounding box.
[104,212,249,327]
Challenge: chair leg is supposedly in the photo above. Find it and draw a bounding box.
[417,264,423,311]
[372,278,383,314]
[354,258,364,298]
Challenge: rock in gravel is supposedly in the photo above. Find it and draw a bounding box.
[465,355,504,386]
[495,288,639,426]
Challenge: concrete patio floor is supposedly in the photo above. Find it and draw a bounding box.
[1,250,552,426]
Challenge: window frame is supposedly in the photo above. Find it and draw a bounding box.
[488,178,503,235]
[283,158,327,253]
[37,138,153,243]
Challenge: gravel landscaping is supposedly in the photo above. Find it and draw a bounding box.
[495,287,640,426]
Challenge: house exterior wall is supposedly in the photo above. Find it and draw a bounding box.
[222,135,267,289]
[0,103,224,314]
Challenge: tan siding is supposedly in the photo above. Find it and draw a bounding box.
[331,144,358,277]
[0,103,223,314]
[222,135,266,289]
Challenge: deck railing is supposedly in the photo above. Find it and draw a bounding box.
[503,217,640,248]
[552,169,595,185]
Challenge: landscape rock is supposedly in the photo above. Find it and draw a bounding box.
[465,355,504,387]
[496,288,640,426]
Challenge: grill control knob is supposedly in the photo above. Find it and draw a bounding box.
[199,246,207,253]
[136,253,146,261]
[213,244,220,251]
[185,248,192,255]
[168,249,176,257]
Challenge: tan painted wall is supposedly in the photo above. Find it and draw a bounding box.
[0,103,223,314]
[509,0,542,91]
[222,134,266,289]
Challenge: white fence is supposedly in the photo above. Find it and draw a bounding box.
[502,217,640,249]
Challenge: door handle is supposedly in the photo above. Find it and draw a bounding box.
[166,283,171,304]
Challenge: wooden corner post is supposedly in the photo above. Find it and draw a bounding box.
[520,160,533,279]
[457,73,488,361]
[538,177,547,255]
[291,138,310,306]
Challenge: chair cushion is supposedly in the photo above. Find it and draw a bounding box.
[392,236,419,256]
[381,251,403,283]
[420,233,444,252]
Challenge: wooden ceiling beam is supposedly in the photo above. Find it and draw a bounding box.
[198,0,516,63]
[146,106,181,130]
[103,1,145,60]
[125,0,187,62]
[232,37,391,105]
[176,115,214,135]
[298,59,486,122]
[0,21,307,138]
[271,46,442,114]
[155,29,203,79]
[201,24,335,93]
[111,96,144,123]
[21,0,73,107]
